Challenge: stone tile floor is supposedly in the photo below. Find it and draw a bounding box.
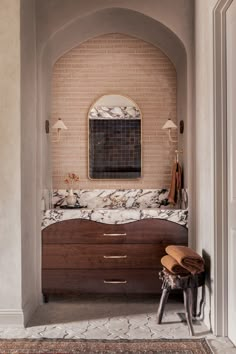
[0,295,235,353]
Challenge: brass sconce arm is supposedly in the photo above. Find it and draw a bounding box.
[45,117,68,141]
[162,118,177,143]
[167,128,178,143]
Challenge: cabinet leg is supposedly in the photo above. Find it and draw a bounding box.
[157,288,170,324]
[183,288,194,336]
[43,294,49,303]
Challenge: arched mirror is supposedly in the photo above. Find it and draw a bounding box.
[88,94,142,179]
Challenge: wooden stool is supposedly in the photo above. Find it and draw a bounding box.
[157,268,205,336]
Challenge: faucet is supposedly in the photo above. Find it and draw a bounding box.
[109,196,127,207]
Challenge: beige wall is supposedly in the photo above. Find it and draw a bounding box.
[51,34,177,189]
[194,0,218,331]
[21,0,40,324]
[0,0,23,324]
[0,0,39,326]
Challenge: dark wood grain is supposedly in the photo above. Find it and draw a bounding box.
[42,218,188,244]
[42,269,163,294]
[42,218,188,296]
[42,244,166,269]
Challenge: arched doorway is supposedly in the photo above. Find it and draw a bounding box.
[213,0,236,344]
[37,5,190,319]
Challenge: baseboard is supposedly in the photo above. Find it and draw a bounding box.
[202,286,213,331]
[0,298,40,327]
[0,309,25,327]
[23,297,39,327]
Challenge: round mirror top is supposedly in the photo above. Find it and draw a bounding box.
[89,94,141,120]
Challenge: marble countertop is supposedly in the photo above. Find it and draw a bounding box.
[42,207,188,230]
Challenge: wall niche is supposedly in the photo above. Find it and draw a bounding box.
[51,33,177,189]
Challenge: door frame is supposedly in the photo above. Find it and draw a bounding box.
[213,0,233,337]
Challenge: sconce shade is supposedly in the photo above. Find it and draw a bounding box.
[52,118,68,130]
[162,118,177,130]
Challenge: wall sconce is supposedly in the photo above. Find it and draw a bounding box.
[52,118,68,140]
[162,118,177,143]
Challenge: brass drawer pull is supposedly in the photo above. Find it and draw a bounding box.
[103,255,127,259]
[104,280,127,284]
[103,233,127,237]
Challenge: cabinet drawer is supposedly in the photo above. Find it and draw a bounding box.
[42,269,162,294]
[42,244,165,269]
[43,220,126,244]
[42,219,188,245]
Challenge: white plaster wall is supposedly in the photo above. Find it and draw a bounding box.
[36,0,193,51]
[0,0,23,324]
[0,0,40,326]
[194,0,218,331]
[226,1,236,342]
[21,0,41,324]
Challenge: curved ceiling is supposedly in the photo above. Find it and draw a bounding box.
[36,0,193,50]
[41,7,187,71]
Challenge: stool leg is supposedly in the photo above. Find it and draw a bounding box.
[191,287,198,317]
[157,288,170,324]
[183,288,194,336]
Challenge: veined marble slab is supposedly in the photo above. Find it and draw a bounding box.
[89,106,141,120]
[52,189,171,209]
[42,208,188,230]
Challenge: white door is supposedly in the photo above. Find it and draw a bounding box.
[226,0,236,345]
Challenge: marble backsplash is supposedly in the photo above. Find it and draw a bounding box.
[50,189,188,209]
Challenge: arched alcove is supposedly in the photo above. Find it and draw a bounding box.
[38,7,188,191]
[36,6,193,306]
[50,33,178,189]
[0,0,194,326]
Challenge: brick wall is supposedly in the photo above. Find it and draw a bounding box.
[51,33,177,189]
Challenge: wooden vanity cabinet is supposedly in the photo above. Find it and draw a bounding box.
[42,219,188,297]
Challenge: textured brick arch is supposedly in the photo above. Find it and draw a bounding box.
[51,33,177,189]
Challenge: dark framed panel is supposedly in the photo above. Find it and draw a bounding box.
[88,95,142,180]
